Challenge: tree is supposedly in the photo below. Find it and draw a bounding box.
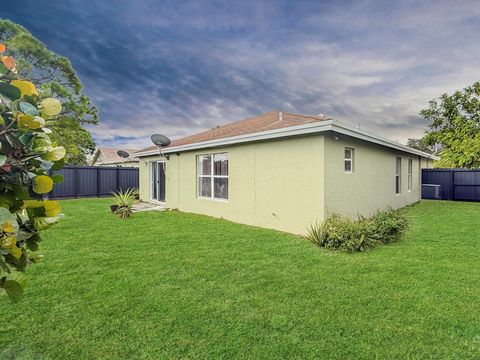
[406,138,435,155]
[0,20,97,165]
[0,43,65,300]
[420,81,480,168]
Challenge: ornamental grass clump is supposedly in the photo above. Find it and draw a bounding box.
[307,208,408,252]
[0,44,65,300]
[111,188,138,219]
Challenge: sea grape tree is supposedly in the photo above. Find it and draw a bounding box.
[0,43,64,300]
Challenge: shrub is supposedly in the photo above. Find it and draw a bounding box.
[307,209,408,252]
[112,188,137,219]
[368,208,409,244]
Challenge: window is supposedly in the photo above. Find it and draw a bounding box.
[344,148,354,173]
[408,159,413,191]
[395,157,401,194]
[197,153,228,200]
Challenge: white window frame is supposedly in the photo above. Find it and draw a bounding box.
[407,158,413,191]
[344,147,354,173]
[395,157,402,194]
[197,152,228,201]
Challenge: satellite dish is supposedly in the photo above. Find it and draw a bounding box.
[151,134,171,147]
[117,150,130,158]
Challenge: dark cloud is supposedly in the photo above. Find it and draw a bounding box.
[1,0,479,147]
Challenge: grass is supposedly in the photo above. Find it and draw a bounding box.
[1,199,480,359]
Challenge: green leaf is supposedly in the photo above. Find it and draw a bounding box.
[19,101,39,116]
[40,98,62,116]
[10,98,20,112]
[11,80,38,97]
[30,254,44,263]
[26,237,39,251]
[0,62,8,75]
[0,259,10,274]
[0,82,21,100]
[18,133,33,146]
[22,95,37,106]
[0,192,16,209]
[17,229,35,241]
[17,114,44,129]
[11,184,30,200]
[1,272,27,301]
[51,174,64,183]
[43,146,66,161]
[39,160,53,171]
[0,207,17,230]
[16,254,28,272]
[3,278,24,301]
[52,158,65,171]
[0,154,5,166]
[33,175,54,194]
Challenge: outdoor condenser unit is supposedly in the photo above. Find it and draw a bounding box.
[422,184,441,200]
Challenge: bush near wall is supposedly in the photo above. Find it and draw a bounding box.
[307,209,409,252]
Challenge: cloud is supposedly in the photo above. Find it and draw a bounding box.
[2,0,479,148]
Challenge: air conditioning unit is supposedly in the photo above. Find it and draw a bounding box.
[422,184,441,200]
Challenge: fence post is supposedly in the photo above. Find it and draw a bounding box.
[116,166,120,192]
[74,166,78,199]
[96,167,100,198]
[451,169,455,200]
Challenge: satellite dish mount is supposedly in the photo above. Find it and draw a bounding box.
[150,134,171,160]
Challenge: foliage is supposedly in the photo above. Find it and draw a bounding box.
[0,43,64,300]
[0,20,97,165]
[112,188,137,218]
[368,208,409,244]
[47,117,95,165]
[406,138,435,154]
[420,81,480,168]
[308,214,371,252]
[307,208,408,252]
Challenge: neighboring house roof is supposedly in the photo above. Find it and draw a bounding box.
[134,111,438,160]
[92,147,140,165]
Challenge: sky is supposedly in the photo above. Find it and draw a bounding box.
[1,0,479,149]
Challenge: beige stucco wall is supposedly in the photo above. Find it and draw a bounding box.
[139,135,325,234]
[323,134,423,218]
[421,157,434,169]
[139,133,433,234]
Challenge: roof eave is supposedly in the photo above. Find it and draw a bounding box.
[330,120,440,160]
[134,120,334,157]
[134,119,439,160]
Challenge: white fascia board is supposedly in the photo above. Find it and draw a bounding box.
[330,120,440,160]
[134,120,334,157]
[135,119,439,160]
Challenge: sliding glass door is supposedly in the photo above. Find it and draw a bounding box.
[150,161,166,202]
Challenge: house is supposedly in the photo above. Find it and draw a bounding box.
[90,147,140,167]
[134,111,437,234]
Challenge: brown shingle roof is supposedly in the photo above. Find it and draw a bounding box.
[136,111,329,153]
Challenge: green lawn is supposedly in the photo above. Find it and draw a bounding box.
[1,199,480,359]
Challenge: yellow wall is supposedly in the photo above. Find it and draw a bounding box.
[139,133,432,234]
[323,134,422,218]
[139,135,325,234]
